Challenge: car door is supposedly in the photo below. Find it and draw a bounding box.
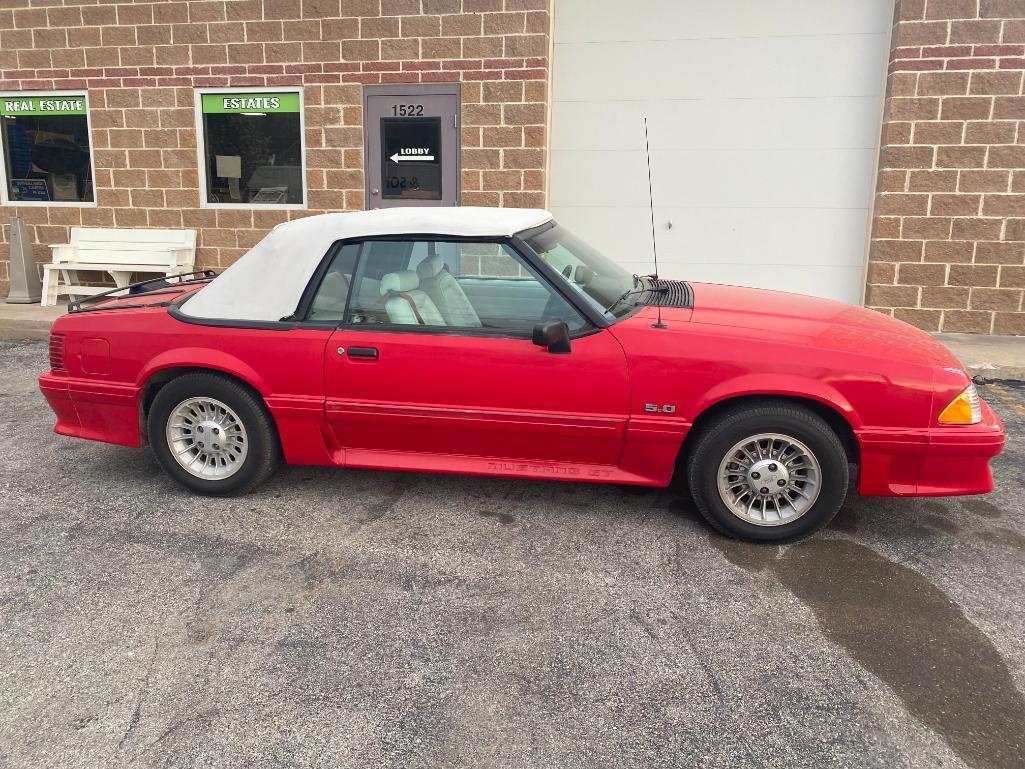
[311,238,631,467]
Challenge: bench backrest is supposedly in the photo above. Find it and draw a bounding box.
[63,227,197,266]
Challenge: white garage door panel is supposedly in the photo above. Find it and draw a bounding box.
[553,34,888,102]
[551,97,884,152]
[551,148,876,210]
[552,206,867,269]
[549,0,891,304]
[555,0,890,43]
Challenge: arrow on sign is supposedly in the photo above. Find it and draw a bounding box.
[390,152,434,162]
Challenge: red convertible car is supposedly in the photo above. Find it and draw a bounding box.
[39,208,1004,541]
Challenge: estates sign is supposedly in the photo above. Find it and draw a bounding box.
[201,92,300,114]
[0,95,87,116]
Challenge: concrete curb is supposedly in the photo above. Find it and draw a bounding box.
[934,333,1025,384]
[0,304,65,342]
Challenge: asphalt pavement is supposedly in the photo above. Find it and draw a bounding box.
[1,338,1023,769]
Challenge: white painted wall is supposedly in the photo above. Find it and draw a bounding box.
[549,0,893,303]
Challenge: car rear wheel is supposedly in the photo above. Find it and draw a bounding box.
[149,372,279,496]
[686,403,849,541]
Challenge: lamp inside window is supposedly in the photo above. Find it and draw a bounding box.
[199,91,305,206]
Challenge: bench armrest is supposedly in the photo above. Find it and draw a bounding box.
[49,244,76,262]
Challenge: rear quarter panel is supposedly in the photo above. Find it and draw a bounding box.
[51,309,334,462]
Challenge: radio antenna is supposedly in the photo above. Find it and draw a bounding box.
[644,117,667,329]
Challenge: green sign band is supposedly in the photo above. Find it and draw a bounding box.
[201,92,300,114]
[0,95,87,116]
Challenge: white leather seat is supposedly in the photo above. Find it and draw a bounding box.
[416,254,482,327]
[309,269,349,320]
[380,269,445,326]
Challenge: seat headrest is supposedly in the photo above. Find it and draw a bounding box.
[380,269,419,295]
[416,254,445,280]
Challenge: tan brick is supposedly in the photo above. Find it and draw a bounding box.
[976,241,1025,264]
[889,97,938,122]
[937,145,987,168]
[1005,20,1025,43]
[1013,172,1025,194]
[970,70,1023,96]
[924,240,975,262]
[922,286,970,308]
[882,145,935,168]
[987,145,1025,168]
[1006,218,1025,240]
[909,170,957,191]
[917,72,969,97]
[420,37,461,59]
[902,217,953,239]
[441,13,483,36]
[964,120,1017,145]
[940,97,993,121]
[943,310,993,332]
[926,0,979,19]
[866,284,920,306]
[894,308,942,331]
[889,72,919,98]
[983,194,1025,216]
[952,217,1004,240]
[898,262,947,286]
[980,0,1025,18]
[873,217,903,239]
[949,19,1002,43]
[912,121,964,144]
[958,169,1009,192]
[882,122,913,145]
[462,36,504,58]
[895,21,949,46]
[868,262,897,284]
[484,12,526,34]
[381,37,419,58]
[993,96,1025,120]
[502,147,543,169]
[999,266,1025,287]
[949,264,999,286]
[877,193,930,216]
[878,169,909,192]
[970,287,1022,310]
[504,33,546,57]
[400,15,441,36]
[993,312,1025,334]
[930,193,981,215]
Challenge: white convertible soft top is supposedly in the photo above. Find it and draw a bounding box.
[180,206,553,322]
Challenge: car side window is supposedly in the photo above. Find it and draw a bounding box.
[306,243,359,322]
[343,239,588,334]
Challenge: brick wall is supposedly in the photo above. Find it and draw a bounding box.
[0,0,550,297]
[868,0,1025,335]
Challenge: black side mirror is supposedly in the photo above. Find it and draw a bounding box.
[532,320,572,354]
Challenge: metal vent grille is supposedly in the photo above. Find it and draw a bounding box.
[641,279,694,308]
[48,334,65,371]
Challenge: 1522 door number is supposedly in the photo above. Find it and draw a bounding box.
[391,104,424,116]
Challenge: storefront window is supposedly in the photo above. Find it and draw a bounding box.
[0,93,94,204]
[198,90,305,207]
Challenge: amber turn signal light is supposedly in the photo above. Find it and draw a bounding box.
[938,384,982,425]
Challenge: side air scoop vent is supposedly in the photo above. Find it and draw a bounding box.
[641,278,693,308]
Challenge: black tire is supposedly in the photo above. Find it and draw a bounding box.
[686,402,849,542]
[148,372,279,496]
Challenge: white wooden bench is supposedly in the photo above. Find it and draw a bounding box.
[42,227,197,307]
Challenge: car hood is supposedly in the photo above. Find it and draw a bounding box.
[677,282,961,368]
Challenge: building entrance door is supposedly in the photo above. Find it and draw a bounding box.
[363,84,461,209]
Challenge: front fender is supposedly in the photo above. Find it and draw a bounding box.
[694,372,862,430]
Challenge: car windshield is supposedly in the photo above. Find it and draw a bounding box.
[521,223,638,320]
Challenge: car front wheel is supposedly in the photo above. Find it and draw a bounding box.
[687,403,849,541]
[148,372,279,496]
